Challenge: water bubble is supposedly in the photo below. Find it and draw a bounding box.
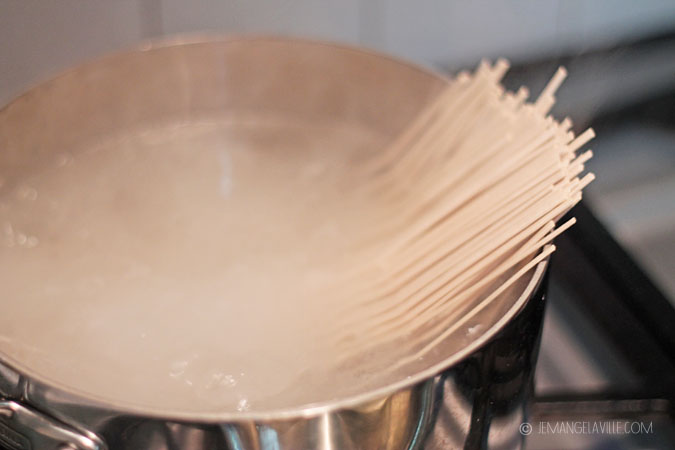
[55,152,74,167]
[467,324,483,335]
[15,233,27,246]
[25,236,39,248]
[206,373,223,389]
[169,360,188,378]
[206,372,237,389]
[236,398,251,412]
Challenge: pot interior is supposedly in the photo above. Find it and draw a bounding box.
[0,37,543,417]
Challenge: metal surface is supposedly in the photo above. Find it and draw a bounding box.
[0,37,550,449]
[0,269,547,450]
[0,401,103,450]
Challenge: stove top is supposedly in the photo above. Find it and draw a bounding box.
[486,32,675,449]
[527,202,675,449]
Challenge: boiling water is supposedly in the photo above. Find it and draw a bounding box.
[0,115,389,412]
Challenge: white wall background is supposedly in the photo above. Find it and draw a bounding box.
[2,0,675,104]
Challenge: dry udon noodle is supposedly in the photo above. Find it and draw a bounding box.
[318,59,594,368]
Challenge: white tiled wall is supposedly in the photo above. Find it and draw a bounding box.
[2,0,675,104]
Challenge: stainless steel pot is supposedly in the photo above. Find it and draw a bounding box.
[0,36,549,450]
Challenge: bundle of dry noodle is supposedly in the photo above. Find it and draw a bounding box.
[320,59,594,367]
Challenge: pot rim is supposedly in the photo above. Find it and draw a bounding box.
[0,34,549,423]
